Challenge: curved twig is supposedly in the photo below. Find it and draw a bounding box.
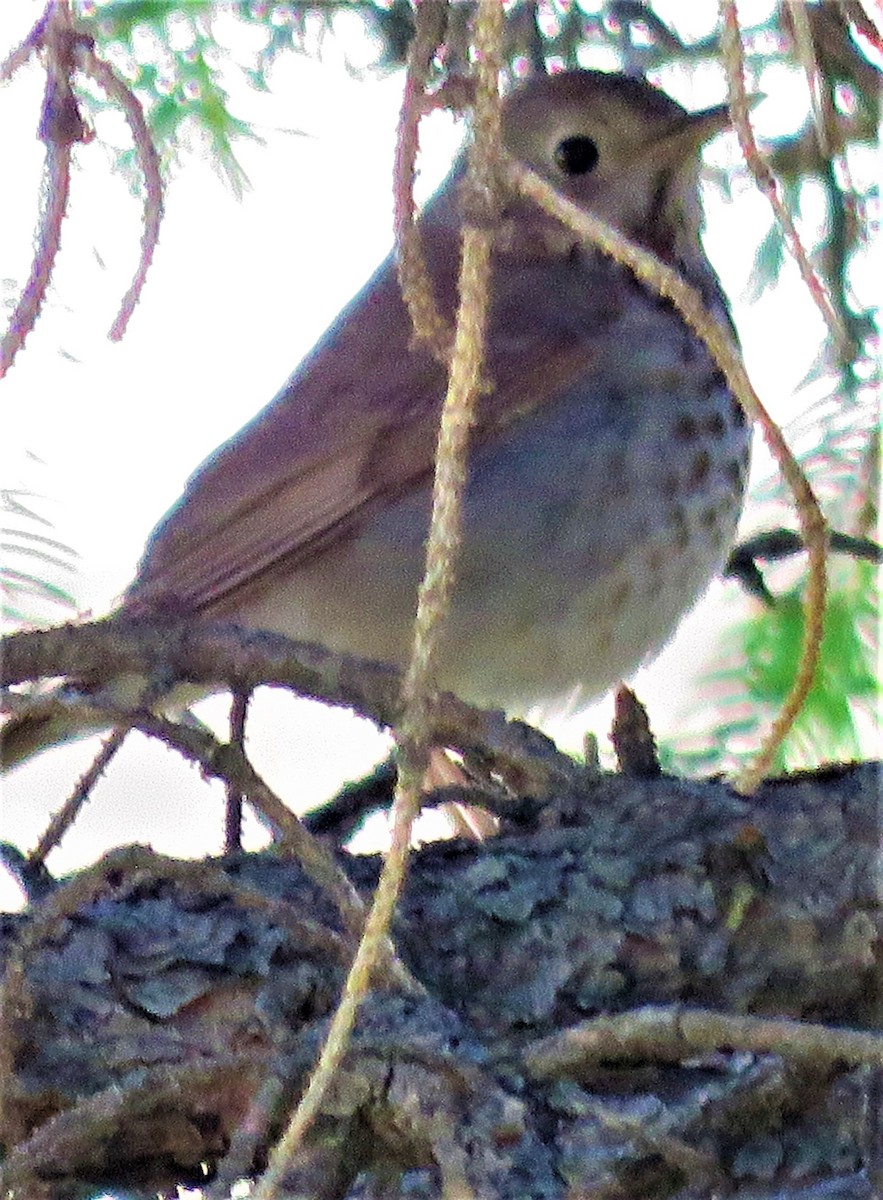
[726,526,882,604]
[393,0,453,362]
[503,156,829,796]
[717,0,851,355]
[76,45,164,341]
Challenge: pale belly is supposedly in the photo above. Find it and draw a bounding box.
[237,372,750,713]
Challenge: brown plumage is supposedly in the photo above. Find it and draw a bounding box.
[3,70,750,768]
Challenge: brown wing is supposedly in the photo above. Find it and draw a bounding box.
[125,212,611,619]
[126,257,439,614]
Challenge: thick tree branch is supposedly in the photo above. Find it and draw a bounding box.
[1,615,580,796]
[1,762,879,1198]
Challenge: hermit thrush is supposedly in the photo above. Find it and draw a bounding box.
[3,69,751,766]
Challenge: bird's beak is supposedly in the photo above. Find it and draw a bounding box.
[670,91,765,153]
[671,102,732,153]
[690,101,733,141]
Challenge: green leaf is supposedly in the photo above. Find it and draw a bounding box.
[746,221,785,300]
[736,561,879,766]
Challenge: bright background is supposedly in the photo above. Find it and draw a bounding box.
[0,0,857,910]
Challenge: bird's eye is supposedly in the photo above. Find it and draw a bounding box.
[554,135,599,176]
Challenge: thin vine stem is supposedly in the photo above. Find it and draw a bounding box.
[250,6,505,1194]
[504,158,828,796]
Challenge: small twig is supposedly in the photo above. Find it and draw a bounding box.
[225,689,250,854]
[27,727,127,868]
[523,1004,883,1080]
[725,526,882,605]
[610,685,661,779]
[23,665,195,864]
[302,759,398,842]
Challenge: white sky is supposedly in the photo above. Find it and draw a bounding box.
[0,1,861,910]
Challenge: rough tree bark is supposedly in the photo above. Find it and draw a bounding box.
[0,765,879,1197]
[0,620,881,1198]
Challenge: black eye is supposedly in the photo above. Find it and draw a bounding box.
[554,135,599,176]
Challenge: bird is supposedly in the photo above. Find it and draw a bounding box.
[2,68,751,771]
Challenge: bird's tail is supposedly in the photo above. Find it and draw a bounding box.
[1,694,112,771]
[3,676,208,771]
